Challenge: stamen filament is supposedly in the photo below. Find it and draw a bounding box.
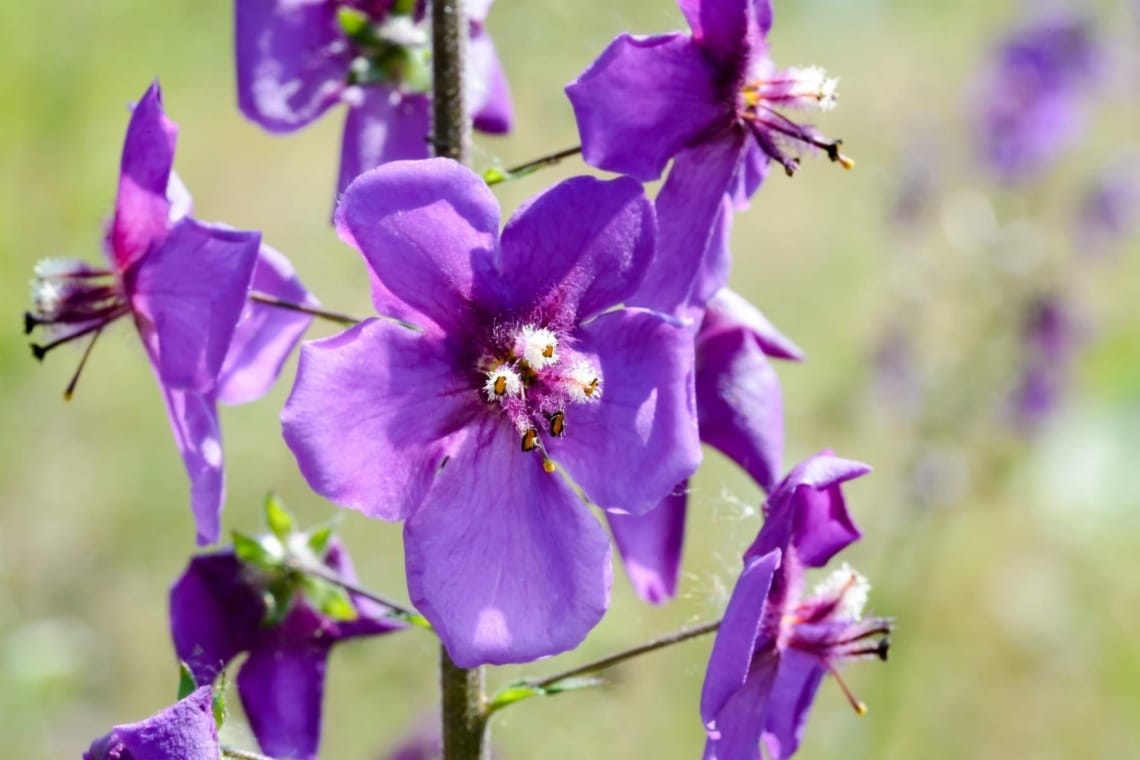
[30,307,130,360]
[248,291,362,327]
[826,663,868,716]
[63,326,104,401]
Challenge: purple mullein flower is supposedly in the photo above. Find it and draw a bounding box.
[235,0,513,201]
[701,453,890,760]
[281,159,701,665]
[608,289,803,603]
[24,82,312,545]
[974,11,1100,183]
[84,686,219,760]
[171,539,401,760]
[1074,160,1140,254]
[1011,293,1082,429]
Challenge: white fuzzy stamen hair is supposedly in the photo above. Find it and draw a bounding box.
[812,562,870,620]
[790,66,839,110]
[564,359,602,403]
[483,366,523,402]
[517,325,559,369]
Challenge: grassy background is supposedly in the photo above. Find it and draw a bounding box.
[2,0,1139,757]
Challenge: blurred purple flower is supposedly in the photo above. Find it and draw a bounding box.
[608,289,803,603]
[171,540,401,760]
[701,453,889,760]
[1011,293,1083,429]
[25,82,312,545]
[974,12,1100,183]
[281,159,701,666]
[235,0,513,200]
[84,686,218,760]
[1074,161,1140,253]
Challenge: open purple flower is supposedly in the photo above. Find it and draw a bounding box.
[701,453,890,760]
[236,0,513,200]
[1011,293,1082,429]
[24,82,312,545]
[84,686,218,760]
[609,289,802,603]
[282,158,701,665]
[171,539,400,759]
[974,12,1100,183]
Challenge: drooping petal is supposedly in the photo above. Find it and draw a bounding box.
[469,29,514,134]
[704,651,780,760]
[678,0,755,62]
[730,139,772,208]
[760,649,826,760]
[701,549,780,728]
[170,553,264,687]
[546,310,701,516]
[157,385,225,545]
[703,290,805,361]
[607,485,687,604]
[633,134,746,314]
[84,686,219,760]
[337,87,432,199]
[281,319,475,522]
[335,158,503,333]
[109,81,177,271]
[404,419,612,666]
[235,0,350,132]
[217,244,314,405]
[498,175,654,324]
[567,33,732,181]
[130,217,260,392]
[696,327,784,493]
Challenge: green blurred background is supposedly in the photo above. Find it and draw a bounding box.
[2,0,1139,757]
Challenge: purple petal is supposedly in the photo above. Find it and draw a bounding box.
[498,175,654,323]
[567,33,731,181]
[217,244,314,406]
[109,81,177,271]
[731,139,772,207]
[404,419,612,666]
[238,626,329,760]
[678,0,754,61]
[235,0,349,132]
[696,327,784,492]
[325,540,406,637]
[469,30,514,134]
[156,385,225,545]
[334,158,502,333]
[703,290,804,361]
[607,486,687,604]
[170,553,263,687]
[705,652,780,760]
[130,218,260,392]
[85,686,219,760]
[337,88,432,199]
[546,310,702,516]
[761,649,826,760]
[633,135,746,314]
[701,549,780,728]
[281,319,474,522]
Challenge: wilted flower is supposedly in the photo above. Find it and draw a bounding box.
[609,289,803,602]
[282,159,701,665]
[171,537,401,760]
[24,82,312,544]
[701,453,890,760]
[235,0,513,200]
[84,686,218,760]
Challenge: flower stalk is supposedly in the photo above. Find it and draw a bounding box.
[248,292,362,328]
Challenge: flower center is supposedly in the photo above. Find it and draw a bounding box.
[738,66,854,176]
[337,3,431,93]
[479,322,603,453]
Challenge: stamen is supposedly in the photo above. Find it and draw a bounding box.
[63,326,104,401]
[548,411,566,437]
[517,325,559,369]
[542,458,557,474]
[521,428,540,452]
[565,359,602,402]
[826,663,868,716]
[484,367,523,401]
[30,311,127,361]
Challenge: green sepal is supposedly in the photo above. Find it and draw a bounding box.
[232,530,277,571]
[301,576,358,622]
[482,167,509,185]
[177,661,197,701]
[261,578,297,627]
[264,492,295,541]
[305,518,339,558]
[392,0,416,15]
[486,675,605,714]
[337,7,372,42]
[211,673,229,729]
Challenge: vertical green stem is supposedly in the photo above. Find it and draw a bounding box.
[432,1,484,758]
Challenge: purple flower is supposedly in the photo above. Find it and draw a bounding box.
[84,686,218,760]
[609,289,802,603]
[236,0,513,200]
[974,12,1100,183]
[24,82,312,545]
[1011,293,1082,429]
[1074,161,1140,253]
[171,539,400,760]
[701,453,889,760]
[281,158,701,665]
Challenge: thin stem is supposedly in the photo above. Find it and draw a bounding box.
[441,648,488,760]
[287,560,421,622]
[530,620,721,691]
[249,291,361,327]
[487,146,583,185]
[221,746,276,760]
[431,0,468,162]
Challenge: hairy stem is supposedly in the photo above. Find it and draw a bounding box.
[487,146,583,185]
[441,648,489,760]
[248,291,362,327]
[221,746,276,760]
[431,0,469,163]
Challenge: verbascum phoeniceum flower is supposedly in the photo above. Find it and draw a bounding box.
[235,0,513,201]
[608,288,803,603]
[701,453,891,760]
[24,82,314,544]
[84,686,219,760]
[282,158,702,666]
[567,0,850,311]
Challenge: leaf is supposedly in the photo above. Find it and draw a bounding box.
[482,167,509,186]
[232,531,277,571]
[177,662,196,701]
[486,676,605,714]
[263,492,294,540]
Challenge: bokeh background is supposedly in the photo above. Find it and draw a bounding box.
[2,0,1139,757]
